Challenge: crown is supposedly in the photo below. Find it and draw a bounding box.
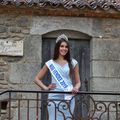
[56,34,68,43]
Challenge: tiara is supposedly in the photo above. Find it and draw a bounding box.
[56,34,68,43]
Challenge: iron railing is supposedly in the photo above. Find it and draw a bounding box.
[0,90,120,120]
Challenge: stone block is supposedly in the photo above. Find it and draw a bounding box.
[0,61,7,66]
[0,80,8,85]
[0,25,7,33]
[21,29,29,34]
[0,72,4,80]
[0,66,8,72]
[16,16,31,27]
[9,62,41,83]
[0,15,6,24]
[102,19,120,38]
[8,27,21,33]
[19,83,41,91]
[91,78,120,92]
[91,61,120,77]
[30,16,93,37]
[91,38,120,60]
[0,33,9,39]
[23,35,42,62]
[92,19,104,37]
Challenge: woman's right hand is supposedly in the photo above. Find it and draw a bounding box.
[48,83,56,90]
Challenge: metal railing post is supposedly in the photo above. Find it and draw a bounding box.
[8,91,11,120]
[36,93,39,120]
[27,99,29,120]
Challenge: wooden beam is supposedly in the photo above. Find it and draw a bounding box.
[0,5,120,19]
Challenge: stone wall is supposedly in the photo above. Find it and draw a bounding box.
[0,15,32,91]
[0,14,42,120]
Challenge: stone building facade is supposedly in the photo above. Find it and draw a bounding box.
[0,0,120,119]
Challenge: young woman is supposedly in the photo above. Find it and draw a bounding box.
[34,34,81,120]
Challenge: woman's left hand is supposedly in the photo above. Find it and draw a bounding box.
[72,87,79,94]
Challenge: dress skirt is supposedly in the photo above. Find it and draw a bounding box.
[47,94,75,120]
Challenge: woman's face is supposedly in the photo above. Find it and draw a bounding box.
[59,41,68,56]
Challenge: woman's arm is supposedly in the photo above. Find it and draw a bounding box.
[72,64,81,93]
[34,64,56,91]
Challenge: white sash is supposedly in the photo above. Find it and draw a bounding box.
[46,60,73,100]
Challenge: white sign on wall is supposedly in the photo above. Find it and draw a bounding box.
[0,40,23,56]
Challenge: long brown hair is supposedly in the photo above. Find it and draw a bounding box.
[53,39,73,75]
